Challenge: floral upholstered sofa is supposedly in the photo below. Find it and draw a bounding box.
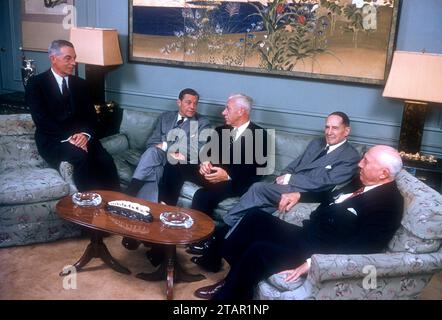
[0,114,81,248]
[99,108,441,300]
[256,170,442,300]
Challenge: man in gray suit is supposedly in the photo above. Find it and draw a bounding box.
[223,111,361,228]
[125,88,211,201]
[191,111,361,273]
[123,88,211,250]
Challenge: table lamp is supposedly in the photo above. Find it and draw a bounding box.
[69,27,123,106]
[382,51,442,155]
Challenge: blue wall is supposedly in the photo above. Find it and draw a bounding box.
[6,0,442,156]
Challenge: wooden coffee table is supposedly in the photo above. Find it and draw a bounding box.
[56,190,215,299]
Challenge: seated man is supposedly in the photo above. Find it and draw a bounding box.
[125,88,211,201]
[193,111,361,272]
[158,93,268,269]
[224,111,361,227]
[194,145,404,300]
[122,88,211,250]
[160,93,268,214]
[26,40,120,192]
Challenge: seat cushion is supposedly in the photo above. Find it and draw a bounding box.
[0,168,69,205]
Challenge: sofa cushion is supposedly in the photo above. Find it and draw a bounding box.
[111,149,143,186]
[396,170,442,240]
[0,135,46,172]
[0,114,35,135]
[388,225,441,254]
[120,109,159,151]
[0,168,69,205]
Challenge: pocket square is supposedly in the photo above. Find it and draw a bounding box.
[347,208,358,216]
[325,165,332,170]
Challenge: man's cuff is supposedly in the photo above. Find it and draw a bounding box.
[283,174,291,185]
[81,132,91,141]
[306,258,311,268]
[161,142,168,151]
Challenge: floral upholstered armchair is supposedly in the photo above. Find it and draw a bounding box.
[256,169,442,300]
[0,114,81,247]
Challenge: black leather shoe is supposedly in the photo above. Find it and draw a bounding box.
[146,246,165,267]
[194,280,225,299]
[191,255,222,273]
[186,239,212,255]
[121,237,140,250]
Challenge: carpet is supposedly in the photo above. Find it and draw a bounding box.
[0,235,228,300]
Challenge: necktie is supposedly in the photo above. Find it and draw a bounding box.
[62,77,69,100]
[314,145,329,161]
[176,117,185,127]
[349,187,365,199]
[230,128,238,144]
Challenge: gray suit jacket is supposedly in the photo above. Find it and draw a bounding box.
[146,111,211,159]
[282,138,361,192]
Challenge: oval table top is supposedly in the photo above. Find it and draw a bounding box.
[56,190,215,245]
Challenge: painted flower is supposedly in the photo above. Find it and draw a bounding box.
[276,4,284,15]
[298,15,306,25]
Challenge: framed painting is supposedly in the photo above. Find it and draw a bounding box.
[22,0,75,52]
[129,0,399,85]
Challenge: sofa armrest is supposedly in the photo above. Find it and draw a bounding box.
[100,133,129,155]
[59,161,77,194]
[308,249,442,284]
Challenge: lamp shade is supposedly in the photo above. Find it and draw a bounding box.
[383,51,442,104]
[69,27,123,66]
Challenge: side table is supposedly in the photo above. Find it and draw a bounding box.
[403,159,442,193]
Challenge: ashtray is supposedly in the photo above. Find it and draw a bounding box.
[72,192,102,207]
[160,211,194,229]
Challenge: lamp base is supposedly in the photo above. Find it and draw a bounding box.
[398,101,428,154]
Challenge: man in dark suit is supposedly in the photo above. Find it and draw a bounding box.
[160,93,268,214]
[194,145,404,300]
[25,40,120,192]
[158,94,268,269]
[223,111,361,228]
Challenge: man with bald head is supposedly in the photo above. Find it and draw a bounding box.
[194,145,404,300]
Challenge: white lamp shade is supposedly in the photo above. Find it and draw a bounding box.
[69,27,123,66]
[383,51,442,104]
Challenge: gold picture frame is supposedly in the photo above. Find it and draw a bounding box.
[129,0,400,85]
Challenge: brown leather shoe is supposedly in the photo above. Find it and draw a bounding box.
[194,280,225,299]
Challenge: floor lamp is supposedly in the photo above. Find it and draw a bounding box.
[69,27,123,106]
[383,51,442,156]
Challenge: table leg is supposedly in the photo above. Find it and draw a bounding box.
[59,231,130,276]
[136,244,206,300]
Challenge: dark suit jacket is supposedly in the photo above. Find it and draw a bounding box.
[200,122,268,193]
[302,179,404,254]
[25,69,97,162]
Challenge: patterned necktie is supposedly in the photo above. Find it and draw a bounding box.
[230,128,238,144]
[314,145,329,161]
